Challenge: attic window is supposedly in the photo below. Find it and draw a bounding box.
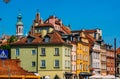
[27,38,33,43]
[44,37,50,43]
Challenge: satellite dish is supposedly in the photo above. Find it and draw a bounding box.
[3,0,10,4]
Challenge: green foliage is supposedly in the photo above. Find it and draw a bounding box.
[7,35,17,43]
[0,45,10,49]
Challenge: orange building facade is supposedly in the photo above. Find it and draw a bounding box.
[106,45,115,75]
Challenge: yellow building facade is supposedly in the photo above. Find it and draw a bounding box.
[76,32,91,79]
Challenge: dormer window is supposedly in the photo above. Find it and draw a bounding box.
[27,36,35,43]
[44,36,50,43]
[27,38,33,43]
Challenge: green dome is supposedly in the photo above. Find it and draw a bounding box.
[17,14,22,19]
[16,13,23,25]
[16,21,23,25]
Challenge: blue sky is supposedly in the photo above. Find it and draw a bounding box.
[0,0,120,47]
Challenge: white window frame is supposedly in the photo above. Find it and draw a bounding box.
[32,50,36,55]
[54,48,59,56]
[54,60,59,68]
[41,60,46,67]
[16,48,19,56]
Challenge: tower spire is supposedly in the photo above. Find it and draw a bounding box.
[16,10,24,36]
[36,9,40,22]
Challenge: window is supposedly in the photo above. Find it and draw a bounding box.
[80,63,82,70]
[54,60,59,68]
[72,65,74,71]
[68,49,70,57]
[65,48,67,56]
[80,54,83,60]
[86,65,88,70]
[18,28,21,33]
[74,65,76,71]
[77,64,79,70]
[41,60,46,68]
[32,50,36,55]
[16,48,19,56]
[27,38,34,43]
[74,55,76,61]
[32,61,35,67]
[45,37,50,42]
[41,48,45,56]
[65,60,67,68]
[68,61,70,68]
[54,48,59,56]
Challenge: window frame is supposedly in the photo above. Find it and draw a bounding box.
[41,48,46,56]
[44,37,50,43]
[54,60,59,68]
[32,50,36,55]
[54,48,59,56]
[16,48,19,56]
[40,60,46,68]
[32,61,36,67]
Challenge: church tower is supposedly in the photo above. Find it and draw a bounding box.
[16,12,23,36]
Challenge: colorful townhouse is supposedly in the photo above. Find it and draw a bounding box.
[117,47,120,77]
[11,12,73,79]
[84,29,102,76]
[71,40,77,79]
[100,42,107,76]
[106,44,115,75]
[90,41,101,75]
[72,30,91,79]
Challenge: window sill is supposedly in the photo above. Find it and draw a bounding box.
[40,55,46,56]
[40,67,46,68]
[54,55,60,56]
[54,66,60,68]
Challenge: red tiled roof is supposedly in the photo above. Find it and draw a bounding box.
[48,31,65,43]
[61,25,71,34]
[84,30,96,33]
[0,40,9,46]
[72,29,96,34]
[85,33,96,48]
[34,23,54,28]
[11,37,27,45]
[0,59,35,76]
[11,31,68,45]
[32,36,42,44]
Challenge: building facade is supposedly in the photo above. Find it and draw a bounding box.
[91,42,101,75]
[72,31,91,79]
[11,11,73,79]
[106,45,115,75]
[83,29,102,76]
[100,43,107,76]
[71,43,77,79]
[117,47,120,77]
